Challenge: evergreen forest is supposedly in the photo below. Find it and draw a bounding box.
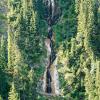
[0,0,100,100]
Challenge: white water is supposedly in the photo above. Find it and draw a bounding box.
[51,0,55,18]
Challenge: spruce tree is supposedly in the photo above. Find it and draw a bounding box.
[8,82,19,100]
[8,0,43,99]
[77,0,100,100]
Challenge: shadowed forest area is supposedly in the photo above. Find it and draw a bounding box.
[0,0,100,100]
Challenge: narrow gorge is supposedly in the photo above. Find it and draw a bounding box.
[37,0,61,96]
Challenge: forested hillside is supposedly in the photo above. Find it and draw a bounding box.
[0,0,100,100]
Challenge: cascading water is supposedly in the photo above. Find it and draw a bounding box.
[44,0,61,94]
[37,0,61,95]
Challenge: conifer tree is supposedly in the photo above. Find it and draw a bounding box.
[0,35,7,69]
[8,82,19,100]
[77,0,100,100]
[7,0,43,99]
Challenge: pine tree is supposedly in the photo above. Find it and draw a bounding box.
[8,82,19,100]
[7,0,44,99]
[95,61,100,100]
[0,35,7,69]
[77,0,100,100]
[0,35,8,99]
[27,69,36,100]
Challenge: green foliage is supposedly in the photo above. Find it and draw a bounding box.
[0,95,3,100]
[8,82,19,100]
[0,35,7,69]
[7,0,45,99]
[57,1,100,100]
[0,35,9,100]
[57,39,85,99]
[0,0,7,34]
[88,4,100,58]
[0,0,100,99]
[53,0,77,44]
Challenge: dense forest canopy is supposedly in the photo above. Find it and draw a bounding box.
[0,0,100,100]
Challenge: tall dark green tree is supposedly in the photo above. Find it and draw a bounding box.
[8,0,44,99]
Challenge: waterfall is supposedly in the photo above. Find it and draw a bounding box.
[51,0,55,18]
[37,0,61,95]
